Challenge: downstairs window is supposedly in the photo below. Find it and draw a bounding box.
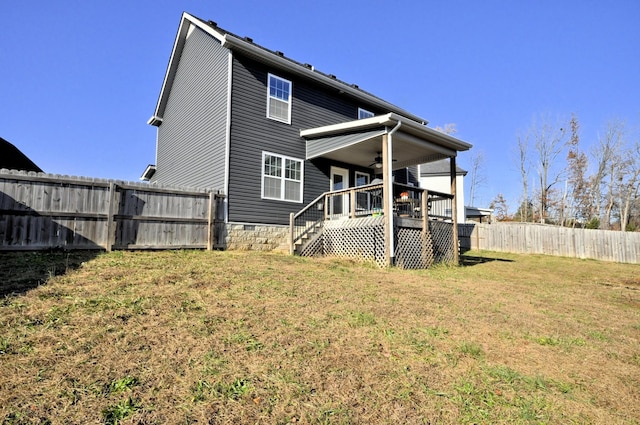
[262,152,303,202]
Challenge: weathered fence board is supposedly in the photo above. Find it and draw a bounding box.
[0,170,224,251]
[464,222,639,264]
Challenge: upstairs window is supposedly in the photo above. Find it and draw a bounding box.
[358,108,374,119]
[262,152,303,202]
[267,74,292,124]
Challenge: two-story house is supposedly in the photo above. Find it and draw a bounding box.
[145,12,472,268]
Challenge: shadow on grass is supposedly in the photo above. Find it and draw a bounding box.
[0,250,100,297]
[460,254,514,267]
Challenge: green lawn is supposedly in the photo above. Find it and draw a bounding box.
[1,250,639,424]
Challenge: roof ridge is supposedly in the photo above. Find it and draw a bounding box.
[185,12,427,124]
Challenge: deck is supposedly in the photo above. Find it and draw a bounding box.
[290,183,457,268]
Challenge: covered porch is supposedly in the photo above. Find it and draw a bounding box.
[291,113,472,268]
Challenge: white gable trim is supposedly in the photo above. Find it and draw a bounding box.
[150,13,228,124]
[150,13,431,126]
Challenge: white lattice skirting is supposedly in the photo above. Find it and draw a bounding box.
[323,216,387,267]
[312,217,454,269]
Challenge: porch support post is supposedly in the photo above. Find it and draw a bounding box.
[289,212,295,255]
[382,133,394,266]
[422,189,428,234]
[450,156,459,264]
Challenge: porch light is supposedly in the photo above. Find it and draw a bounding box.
[375,162,382,169]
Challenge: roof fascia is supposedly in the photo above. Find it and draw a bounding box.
[301,113,472,153]
[392,113,472,152]
[421,169,468,177]
[149,13,227,125]
[300,114,394,138]
[412,126,473,153]
[221,34,428,124]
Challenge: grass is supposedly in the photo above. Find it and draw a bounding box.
[1,249,639,424]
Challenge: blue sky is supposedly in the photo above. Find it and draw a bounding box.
[2,1,638,209]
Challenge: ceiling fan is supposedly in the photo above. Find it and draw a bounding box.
[369,152,396,169]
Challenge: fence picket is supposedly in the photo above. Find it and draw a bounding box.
[462,222,639,264]
[0,171,222,251]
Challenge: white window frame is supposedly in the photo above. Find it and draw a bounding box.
[355,171,370,187]
[358,108,374,119]
[261,151,303,203]
[267,73,292,124]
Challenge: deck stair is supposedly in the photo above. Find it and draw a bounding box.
[290,193,327,256]
[293,220,324,256]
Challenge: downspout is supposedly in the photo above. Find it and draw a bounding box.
[223,50,233,224]
[386,120,402,266]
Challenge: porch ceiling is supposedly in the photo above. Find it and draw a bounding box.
[301,113,471,171]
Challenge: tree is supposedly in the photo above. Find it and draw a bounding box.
[467,150,487,206]
[515,133,530,222]
[433,123,458,135]
[489,193,509,221]
[592,119,625,229]
[513,113,638,232]
[565,114,590,226]
[617,140,640,232]
[514,198,536,223]
[530,114,568,223]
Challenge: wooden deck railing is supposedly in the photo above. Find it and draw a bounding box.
[289,183,454,253]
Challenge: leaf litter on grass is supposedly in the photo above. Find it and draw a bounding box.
[0,250,639,424]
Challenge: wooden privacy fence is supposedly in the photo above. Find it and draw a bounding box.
[0,170,225,251]
[462,222,640,264]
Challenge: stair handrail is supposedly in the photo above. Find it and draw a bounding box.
[289,182,388,254]
[293,192,329,221]
[289,192,328,254]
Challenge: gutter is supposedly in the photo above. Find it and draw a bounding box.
[220,34,428,125]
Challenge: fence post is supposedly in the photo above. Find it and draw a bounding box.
[450,157,459,264]
[105,182,118,252]
[207,192,215,251]
[289,212,295,255]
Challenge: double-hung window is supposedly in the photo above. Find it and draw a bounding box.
[262,152,303,202]
[267,74,292,124]
[358,108,374,119]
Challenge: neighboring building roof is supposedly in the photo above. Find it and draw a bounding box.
[0,137,43,172]
[150,12,428,126]
[465,206,493,216]
[420,159,467,176]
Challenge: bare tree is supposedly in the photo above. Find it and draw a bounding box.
[467,150,487,206]
[433,123,458,135]
[592,119,626,229]
[512,113,638,231]
[515,133,530,222]
[529,114,568,223]
[617,140,640,231]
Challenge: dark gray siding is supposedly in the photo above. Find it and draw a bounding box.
[228,55,381,225]
[152,26,228,190]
